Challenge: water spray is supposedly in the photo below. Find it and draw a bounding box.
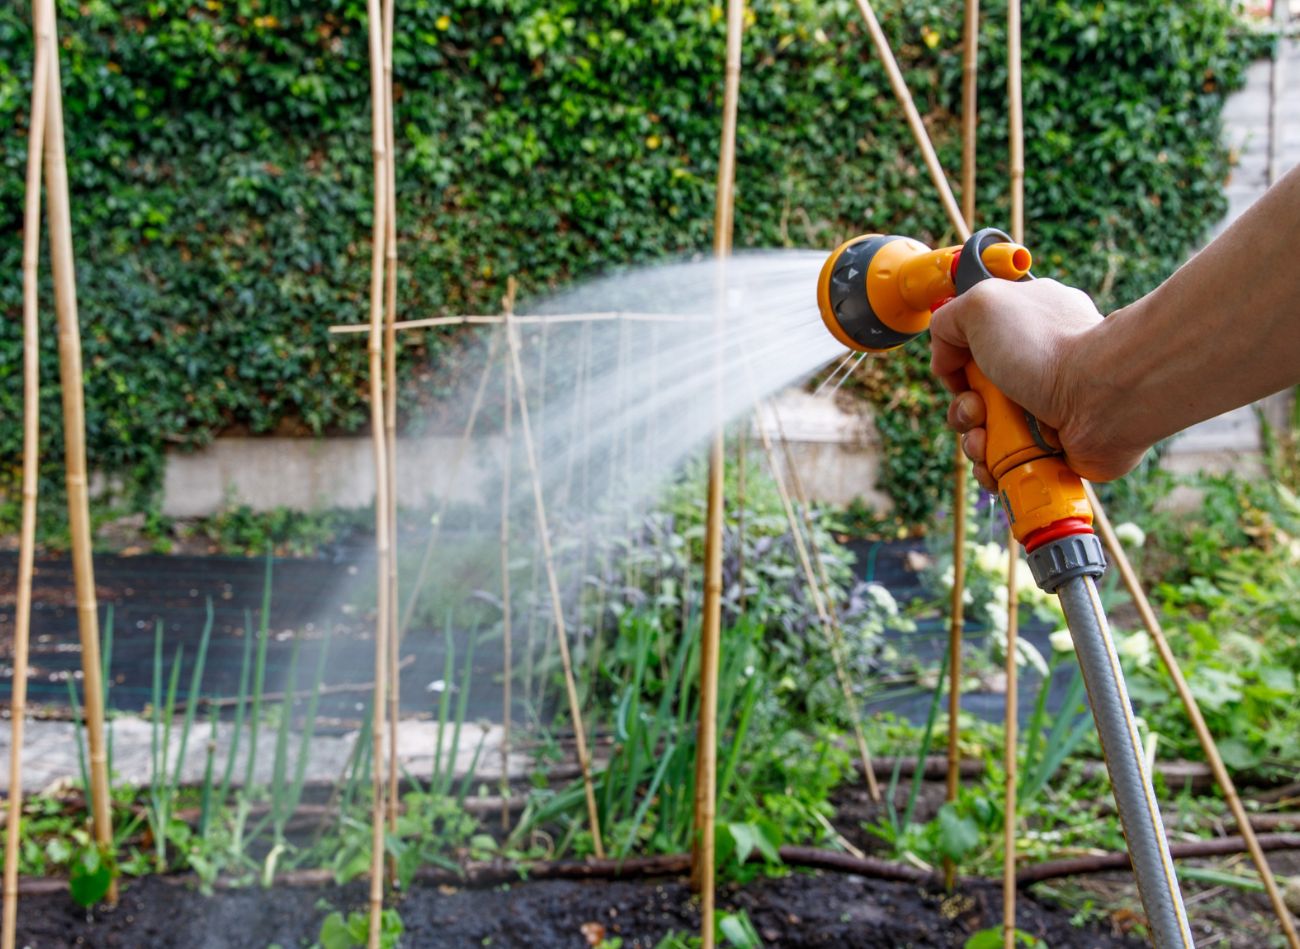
[817,227,1194,949]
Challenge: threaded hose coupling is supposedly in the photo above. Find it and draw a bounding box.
[1027,532,1107,593]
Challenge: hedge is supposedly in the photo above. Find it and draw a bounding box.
[0,0,1255,532]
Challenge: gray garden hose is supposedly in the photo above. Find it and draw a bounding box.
[1056,573,1194,949]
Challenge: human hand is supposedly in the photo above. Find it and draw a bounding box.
[928,277,1145,488]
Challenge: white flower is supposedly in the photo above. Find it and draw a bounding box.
[1017,639,1049,677]
[1116,629,1154,668]
[985,597,1009,636]
[1114,522,1146,549]
[426,679,448,693]
[973,542,1006,578]
[864,583,899,618]
[1049,628,1074,654]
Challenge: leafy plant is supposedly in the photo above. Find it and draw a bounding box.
[318,909,403,949]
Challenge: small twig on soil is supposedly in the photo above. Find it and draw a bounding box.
[1016,834,1300,885]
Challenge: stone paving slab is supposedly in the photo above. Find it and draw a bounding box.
[0,717,530,795]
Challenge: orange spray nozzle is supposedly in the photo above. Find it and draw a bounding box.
[979,242,1032,282]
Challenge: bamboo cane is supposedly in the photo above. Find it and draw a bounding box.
[1002,537,1019,949]
[1003,8,1023,941]
[503,306,605,859]
[328,311,711,335]
[945,0,980,891]
[41,0,115,900]
[381,0,401,853]
[364,0,392,939]
[1084,483,1300,949]
[692,4,744,943]
[1008,0,1024,250]
[962,0,979,229]
[850,0,969,241]
[499,284,516,831]
[752,400,881,802]
[2,12,51,945]
[766,403,882,801]
[397,329,501,638]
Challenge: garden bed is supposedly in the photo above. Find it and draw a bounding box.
[17,870,1142,948]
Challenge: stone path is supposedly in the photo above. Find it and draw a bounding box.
[0,718,531,794]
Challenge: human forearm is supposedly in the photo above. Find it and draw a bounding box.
[1075,164,1300,456]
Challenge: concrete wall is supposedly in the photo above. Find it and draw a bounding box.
[159,391,887,516]
[162,435,504,517]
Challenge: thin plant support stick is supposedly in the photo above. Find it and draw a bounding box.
[736,427,746,614]
[503,304,605,859]
[1084,482,1300,949]
[691,6,743,944]
[381,0,401,849]
[364,0,393,940]
[499,284,516,831]
[1008,0,1024,248]
[3,13,50,945]
[945,0,979,891]
[962,0,979,228]
[41,0,114,899]
[1002,539,1019,949]
[398,329,502,637]
[850,0,969,241]
[764,402,881,803]
[1004,9,1023,941]
[753,401,880,802]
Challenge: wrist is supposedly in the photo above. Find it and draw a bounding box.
[1057,303,1152,478]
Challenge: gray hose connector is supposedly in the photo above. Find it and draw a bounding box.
[1027,531,1106,593]
[1057,574,1194,949]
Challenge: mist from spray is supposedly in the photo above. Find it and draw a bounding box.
[215,245,868,750]
[513,250,847,509]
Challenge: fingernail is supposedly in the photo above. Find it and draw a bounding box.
[955,401,973,427]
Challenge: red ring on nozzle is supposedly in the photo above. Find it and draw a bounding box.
[1023,517,1093,553]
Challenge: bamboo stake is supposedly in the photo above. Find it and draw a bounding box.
[397,329,501,637]
[503,304,605,859]
[41,0,114,900]
[380,0,401,853]
[1002,540,1019,949]
[758,392,882,801]
[945,0,979,891]
[961,0,979,228]
[1007,0,1024,248]
[692,4,743,942]
[850,0,969,241]
[1084,482,1300,949]
[499,288,515,831]
[2,11,51,944]
[754,401,881,802]
[328,311,711,335]
[363,0,392,939]
[1003,7,1023,941]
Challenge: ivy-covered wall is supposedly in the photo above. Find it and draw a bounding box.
[0,0,1255,529]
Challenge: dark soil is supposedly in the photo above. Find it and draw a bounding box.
[18,871,1143,948]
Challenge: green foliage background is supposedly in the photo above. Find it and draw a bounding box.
[0,0,1254,529]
